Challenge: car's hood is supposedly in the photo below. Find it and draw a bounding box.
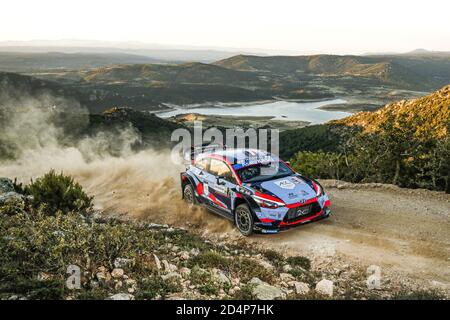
[258,175,316,205]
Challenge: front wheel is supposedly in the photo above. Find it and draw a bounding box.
[183,184,196,205]
[235,204,254,236]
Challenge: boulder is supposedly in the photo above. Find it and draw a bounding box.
[212,269,230,285]
[114,258,134,269]
[162,259,177,272]
[0,178,25,206]
[190,248,200,256]
[249,277,285,300]
[292,281,310,295]
[280,273,295,282]
[179,251,190,261]
[0,178,14,193]
[161,272,182,280]
[108,293,134,300]
[153,254,162,270]
[282,264,293,272]
[255,259,275,271]
[315,279,333,297]
[96,266,112,283]
[111,268,124,278]
[179,267,191,277]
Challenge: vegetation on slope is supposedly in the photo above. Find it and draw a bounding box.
[334,85,449,138]
[2,172,444,300]
[215,54,450,90]
[287,86,450,192]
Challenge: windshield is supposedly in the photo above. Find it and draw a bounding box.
[236,161,293,183]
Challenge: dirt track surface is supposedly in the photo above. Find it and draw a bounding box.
[249,180,450,291]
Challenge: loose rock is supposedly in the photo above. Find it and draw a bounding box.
[111,268,124,278]
[315,279,333,297]
[109,293,135,300]
[293,281,310,295]
[249,277,286,300]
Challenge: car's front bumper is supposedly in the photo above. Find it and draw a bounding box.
[254,207,331,234]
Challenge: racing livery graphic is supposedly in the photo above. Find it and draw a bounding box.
[180,146,331,235]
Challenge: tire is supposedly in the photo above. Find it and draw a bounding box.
[234,204,254,236]
[183,183,196,205]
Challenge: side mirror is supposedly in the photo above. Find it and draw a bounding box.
[216,176,226,185]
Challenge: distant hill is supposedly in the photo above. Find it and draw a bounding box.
[0,70,271,114]
[403,49,450,57]
[334,85,450,138]
[214,54,450,90]
[0,40,264,63]
[82,62,261,85]
[364,49,450,57]
[0,71,86,110]
[0,52,163,72]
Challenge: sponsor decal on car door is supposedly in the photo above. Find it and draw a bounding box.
[207,159,235,212]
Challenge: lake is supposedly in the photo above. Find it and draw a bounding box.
[156,98,350,124]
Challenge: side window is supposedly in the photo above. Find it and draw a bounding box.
[195,157,209,171]
[209,159,236,184]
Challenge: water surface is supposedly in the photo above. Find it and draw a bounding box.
[157,99,350,124]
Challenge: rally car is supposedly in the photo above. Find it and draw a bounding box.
[180,146,331,235]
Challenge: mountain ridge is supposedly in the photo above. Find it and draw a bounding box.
[214,54,450,90]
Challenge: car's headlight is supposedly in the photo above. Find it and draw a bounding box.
[312,181,323,197]
[253,196,284,209]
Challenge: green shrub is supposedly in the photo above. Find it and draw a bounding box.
[230,283,256,300]
[12,178,26,194]
[0,198,26,216]
[286,256,311,270]
[0,211,159,299]
[187,251,274,285]
[261,249,285,267]
[392,289,445,300]
[25,170,93,216]
[137,275,182,300]
[189,266,220,296]
[0,278,66,300]
[188,251,230,270]
[230,258,274,284]
[288,268,316,285]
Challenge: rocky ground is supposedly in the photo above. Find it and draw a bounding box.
[1,172,448,300]
[248,180,450,297]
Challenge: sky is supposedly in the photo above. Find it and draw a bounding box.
[1,0,449,54]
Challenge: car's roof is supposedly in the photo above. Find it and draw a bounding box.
[197,148,280,169]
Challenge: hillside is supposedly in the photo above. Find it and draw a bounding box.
[77,63,273,111]
[0,70,271,114]
[284,86,450,192]
[0,71,86,110]
[214,54,449,90]
[87,107,183,148]
[334,85,450,138]
[83,62,261,85]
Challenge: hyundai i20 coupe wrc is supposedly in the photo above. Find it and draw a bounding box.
[180,146,331,235]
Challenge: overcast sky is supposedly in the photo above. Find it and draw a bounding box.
[1,0,449,54]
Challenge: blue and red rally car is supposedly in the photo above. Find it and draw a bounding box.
[180,146,331,235]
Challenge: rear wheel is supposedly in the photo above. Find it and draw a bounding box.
[235,204,254,236]
[183,184,196,205]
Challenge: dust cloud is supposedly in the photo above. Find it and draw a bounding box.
[0,91,233,233]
